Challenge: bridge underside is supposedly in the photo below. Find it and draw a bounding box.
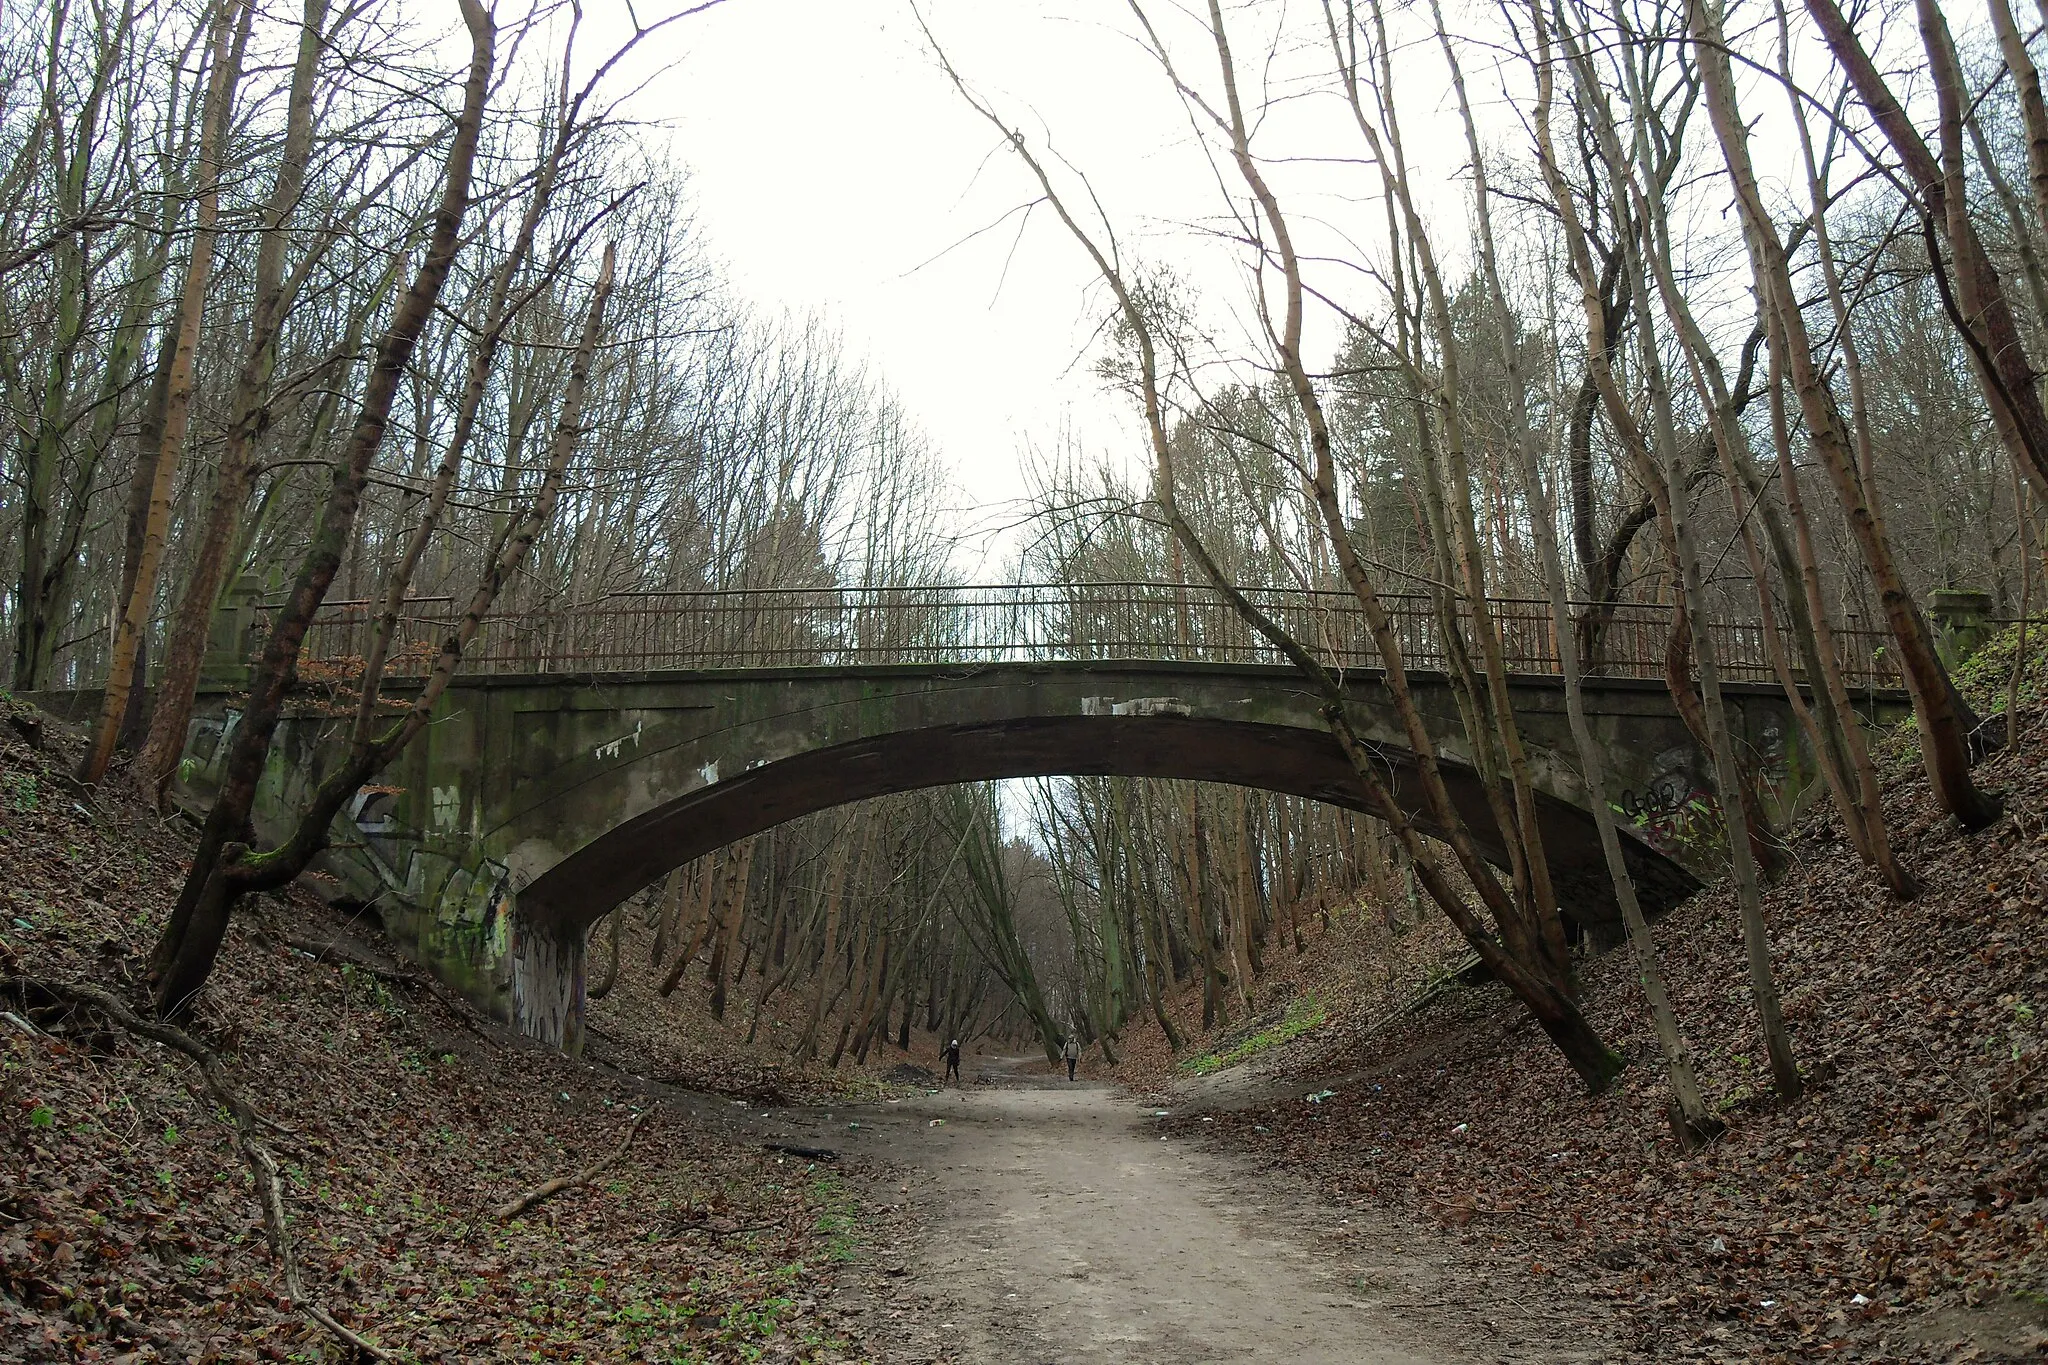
[126,660,1894,1050]
[525,712,1698,933]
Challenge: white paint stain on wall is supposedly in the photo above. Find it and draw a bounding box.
[593,719,644,761]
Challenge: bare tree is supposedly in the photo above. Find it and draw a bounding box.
[150,0,500,1015]
[919,2,1627,1091]
[80,0,251,784]
[134,0,334,801]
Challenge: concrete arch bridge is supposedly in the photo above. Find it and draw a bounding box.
[167,583,1905,1050]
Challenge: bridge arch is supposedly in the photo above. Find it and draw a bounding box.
[514,706,1698,934]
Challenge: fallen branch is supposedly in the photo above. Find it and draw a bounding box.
[7,976,395,1360]
[282,934,421,985]
[1424,1194,1541,1223]
[762,1142,838,1161]
[674,1218,782,1239]
[493,1109,651,1221]
[264,921,501,1043]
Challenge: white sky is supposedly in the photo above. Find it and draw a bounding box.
[638,0,1379,537]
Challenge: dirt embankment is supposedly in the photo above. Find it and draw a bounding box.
[0,698,915,1363]
[1135,701,2048,1361]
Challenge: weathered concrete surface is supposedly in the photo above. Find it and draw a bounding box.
[141,661,1902,1050]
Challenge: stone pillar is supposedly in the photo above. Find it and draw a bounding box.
[1929,589,1995,669]
[505,899,587,1054]
[199,574,263,688]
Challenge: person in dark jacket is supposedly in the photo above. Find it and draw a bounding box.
[944,1038,961,1083]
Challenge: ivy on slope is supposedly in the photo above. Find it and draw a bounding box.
[1178,994,1327,1077]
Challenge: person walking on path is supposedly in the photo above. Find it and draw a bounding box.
[944,1038,961,1084]
[1062,1033,1081,1082]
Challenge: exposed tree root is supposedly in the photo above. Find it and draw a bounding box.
[493,1109,651,1221]
[5,975,396,1361]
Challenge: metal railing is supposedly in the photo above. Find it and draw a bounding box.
[270,582,1903,689]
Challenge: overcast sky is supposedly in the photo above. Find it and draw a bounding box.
[640,1,1339,535]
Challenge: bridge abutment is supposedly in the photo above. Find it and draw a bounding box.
[505,901,587,1053]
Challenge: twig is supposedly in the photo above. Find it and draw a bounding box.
[493,1109,650,1220]
[7,976,395,1360]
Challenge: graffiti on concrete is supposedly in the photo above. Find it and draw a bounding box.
[344,784,506,930]
[348,786,408,874]
[1613,711,1806,856]
[1757,717,1786,776]
[1614,746,1722,855]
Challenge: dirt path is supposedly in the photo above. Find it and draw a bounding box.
[786,1056,1612,1364]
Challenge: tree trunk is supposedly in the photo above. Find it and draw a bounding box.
[80,0,251,783]
[148,4,503,1008]
[585,910,621,1002]
[707,837,757,1020]
[1462,8,1719,1139]
[138,0,331,801]
[1697,0,1998,832]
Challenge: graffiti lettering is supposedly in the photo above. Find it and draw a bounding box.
[1614,746,1724,854]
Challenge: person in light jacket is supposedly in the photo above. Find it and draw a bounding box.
[1061,1033,1081,1082]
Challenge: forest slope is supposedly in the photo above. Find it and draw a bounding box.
[1128,693,2048,1361]
[0,698,913,1364]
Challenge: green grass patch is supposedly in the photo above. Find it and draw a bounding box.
[2,769,38,813]
[1178,993,1327,1076]
[805,1172,860,1263]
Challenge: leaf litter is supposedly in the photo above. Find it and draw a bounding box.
[1128,701,2048,1361]
[0,697,914,1363]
